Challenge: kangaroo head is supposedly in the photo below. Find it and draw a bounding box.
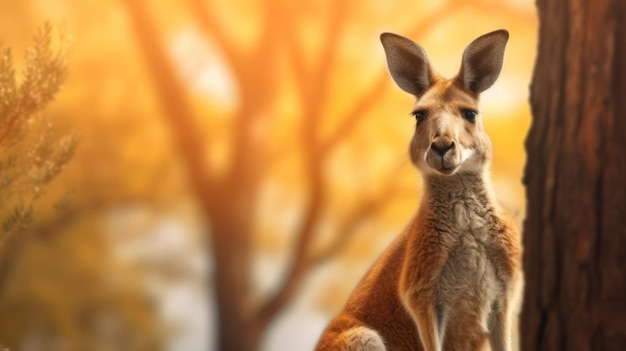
[380,30,508,176]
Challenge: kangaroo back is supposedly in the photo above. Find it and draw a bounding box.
[314,30,523,351]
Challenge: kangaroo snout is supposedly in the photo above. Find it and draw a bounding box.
[430,137,455,156]
[426,135,461,174]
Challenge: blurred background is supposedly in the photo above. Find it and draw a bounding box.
[0,0,536,350]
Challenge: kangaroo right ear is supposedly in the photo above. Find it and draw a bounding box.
[380,33,435,97]
[458,30,509,94]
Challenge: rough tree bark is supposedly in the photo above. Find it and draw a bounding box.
[522,0,626,350]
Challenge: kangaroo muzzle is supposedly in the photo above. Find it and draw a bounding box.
[425,136,461,174]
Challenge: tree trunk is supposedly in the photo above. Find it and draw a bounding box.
[209,183,261,351]
[522,0,626,350]
[210,214,257,351]
[121,2,268,350]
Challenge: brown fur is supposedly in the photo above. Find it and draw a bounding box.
[315,30,523,351]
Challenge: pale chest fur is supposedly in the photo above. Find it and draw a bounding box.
[420,174,513,325]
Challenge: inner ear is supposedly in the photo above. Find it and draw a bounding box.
[380,33,436,97]
[458,30,509,94]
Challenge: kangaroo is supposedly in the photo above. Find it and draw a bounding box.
[314,30,523,351]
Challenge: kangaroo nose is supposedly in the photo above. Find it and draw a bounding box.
[431,138,455,157]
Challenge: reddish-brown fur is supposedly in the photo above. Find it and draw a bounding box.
[315,30,523,351]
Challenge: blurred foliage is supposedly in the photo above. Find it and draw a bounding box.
[0,217,163,351]
[0,22,76,237]
[0,22,166,351]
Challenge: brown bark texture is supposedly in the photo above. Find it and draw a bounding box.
[522,0,626,350]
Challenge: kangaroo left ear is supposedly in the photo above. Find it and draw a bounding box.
[458,30,509,94]
[380,32,436,97]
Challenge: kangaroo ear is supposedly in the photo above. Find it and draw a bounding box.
[380,33,435,97]
[458,30,509,94]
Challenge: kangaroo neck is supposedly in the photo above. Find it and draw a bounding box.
[419,171,497,229]
[423,171,491,199]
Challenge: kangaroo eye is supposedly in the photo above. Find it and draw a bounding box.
[411,110,427,123]
[461,109,477,122]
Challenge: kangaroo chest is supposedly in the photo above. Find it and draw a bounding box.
[438,234,502,302]
[431,200,507,317]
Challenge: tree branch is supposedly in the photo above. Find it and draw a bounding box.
[188,0,246,84]
[121,0,217,206]
[315,158,413,264]
[319,73,391,156]
[187,0,276,195]
[311,0,350,104]
[320,0,462,156]
[255,171,323,328]
[267,0,456,165]
[257,158,412,328]
[255,1,353,329]
[256,1,462,328]
[312,178,405,264]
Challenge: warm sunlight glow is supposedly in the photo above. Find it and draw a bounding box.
[0,1,537,350]
[170,25,238,109]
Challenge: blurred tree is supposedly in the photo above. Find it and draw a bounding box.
[121,0,534,350]
[522,0,626,349]
[0,23,166,351]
